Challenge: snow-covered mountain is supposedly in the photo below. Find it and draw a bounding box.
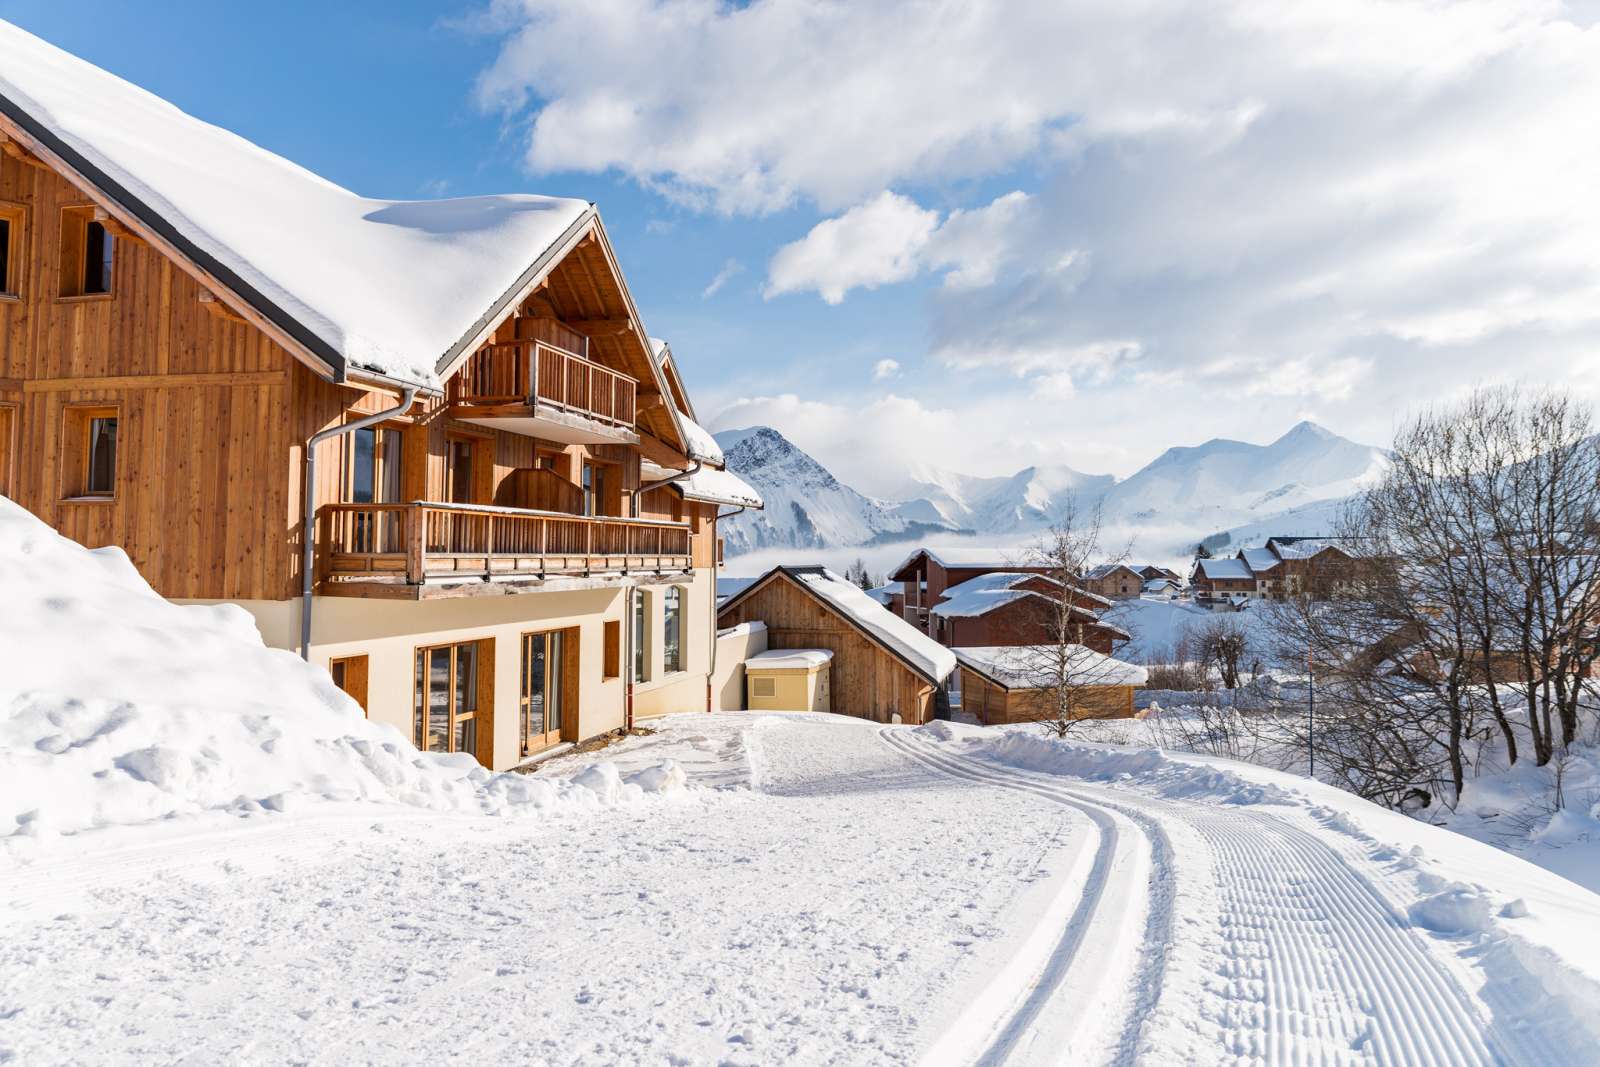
[715,421,1386,559]
[713,427,960,555]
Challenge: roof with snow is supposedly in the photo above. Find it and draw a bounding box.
[1196,557,1255,581]
[0,20,602,393]
[677,414,724,466]
[954,645,1149,690]
[865,582,899,606]
[1267,537,1355,561]
[889,545,1040,579]
[673,466,763,509]
[1085,563,1142,580]
[1239,547,1281,572]
[932,571,1113,618]
[721,566,956,684]
[745,649,834,670]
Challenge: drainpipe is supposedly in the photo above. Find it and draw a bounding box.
[633,458,703,513]
[706,503,751,712]
[298,385,419,659]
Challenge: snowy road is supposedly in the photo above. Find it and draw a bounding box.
[2,712,1596,1065]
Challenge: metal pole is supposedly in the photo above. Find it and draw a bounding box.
[1307,642,1315,778]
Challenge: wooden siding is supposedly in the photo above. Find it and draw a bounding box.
[718,572,937,724]
[959,664,1135,725]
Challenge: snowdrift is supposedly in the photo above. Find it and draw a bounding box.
[0,498,684,839]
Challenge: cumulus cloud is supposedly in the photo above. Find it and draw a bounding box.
[872,359,901,381]
[766,190,1034,303]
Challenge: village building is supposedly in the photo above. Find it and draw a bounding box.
[717,566,957,724]
[927,571,1127,653]
[1083,563,1146,599]
[954,645,1148,725]
[887,547,1054,633]
[1192,536,1358,608]
[0,26,763,770]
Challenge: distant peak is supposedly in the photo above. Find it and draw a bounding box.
[1274,420,1338,445]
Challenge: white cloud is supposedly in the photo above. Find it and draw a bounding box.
[481,0,1600,482]
[702,258,744,298]
[872,359,900,381]
[766,190,1033,303]
[765,192,937,304]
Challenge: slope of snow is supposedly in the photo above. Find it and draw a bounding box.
[0,497,680,842]
[0,20,593,389]
[674,465,763,508]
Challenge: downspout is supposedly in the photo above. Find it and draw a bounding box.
[632,458,703,513]
[298,384,419,659]
[706,503,751,712]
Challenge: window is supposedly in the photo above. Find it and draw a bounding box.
[329,655,369,716]
[343,425,403,551]
[414,641,486,761]
[58,205,113,298]
[61,405,119,499]
[633,590,650,683]
[447,437,475,504]
[520,629,572,754]
[582,461,600,516]
[663,587,684,674]
[603,620,621,680]
[0,405,15,498]
[0,203,23,296]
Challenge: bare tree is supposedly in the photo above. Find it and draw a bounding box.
[1265,385,1600,808]
[1193,615,1250,689]
[1013,500,1139,737]
[844,557,876,591]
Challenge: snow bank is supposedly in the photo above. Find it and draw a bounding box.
[978,731,1293,805]
[0,498,685,840]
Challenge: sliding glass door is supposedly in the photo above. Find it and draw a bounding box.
[520,630,569,754]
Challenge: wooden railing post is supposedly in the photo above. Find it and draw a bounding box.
[407,505,425,584]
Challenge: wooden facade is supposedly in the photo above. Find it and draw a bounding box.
[717,570,942,725]
[958,663,1136,726]
[0,95,737,771]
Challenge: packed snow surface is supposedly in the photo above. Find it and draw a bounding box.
[7,711,1600,1064]
[0,498,681,841]
[0,19,592,389]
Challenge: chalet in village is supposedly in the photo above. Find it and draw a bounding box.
[0,21,763,770]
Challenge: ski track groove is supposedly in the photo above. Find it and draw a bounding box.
[884,728,1534,1067]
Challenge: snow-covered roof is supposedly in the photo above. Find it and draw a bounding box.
[1268,537,1353,561]
[1196,557,1255,580]
[1239,547,1280,572]
[746,649,834,670]
[677,413,724,466]
[955,645,1149,689]
[1143,578,1179,592]
[865,582,899,606]
[930,571,1103,618]
[1085,563,1141,580]
[0,20,599,391]
[729,567,955,683]
[674,466,763,509]
[889,545,1034,578]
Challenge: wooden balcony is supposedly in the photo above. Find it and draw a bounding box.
[449,340,639,444]
[319,502,691,598]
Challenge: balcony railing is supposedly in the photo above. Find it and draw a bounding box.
[451,340,637,430]
[319,501,691,588]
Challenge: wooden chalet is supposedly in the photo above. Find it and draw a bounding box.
[717,566,957,725]
[1083,563,1145,599]
[927,571,1127,653]
[955,645,1147,726]
[1193,537,1358,608]
[0,22,763,770]
[888,547,1056,634]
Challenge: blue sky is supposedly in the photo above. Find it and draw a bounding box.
[7,2,1600,497]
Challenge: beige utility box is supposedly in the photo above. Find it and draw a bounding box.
[744,649,833,712]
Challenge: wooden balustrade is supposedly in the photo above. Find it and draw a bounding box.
[319,501,692,589]
[451,340,637,430]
